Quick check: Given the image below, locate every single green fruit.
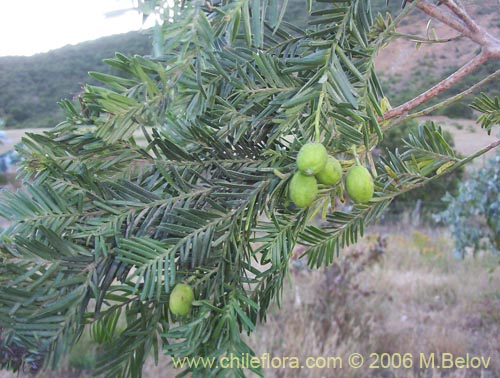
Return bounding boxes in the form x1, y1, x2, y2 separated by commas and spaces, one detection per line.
296, 143, 328, 176
169, 283, 194, 317
345, 166, 374, 204
289, 172, 318, 208
316, 156, 342, 185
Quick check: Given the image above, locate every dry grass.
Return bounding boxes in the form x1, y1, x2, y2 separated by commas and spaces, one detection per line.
147, 229, 500, 378
244, 228, 500, 378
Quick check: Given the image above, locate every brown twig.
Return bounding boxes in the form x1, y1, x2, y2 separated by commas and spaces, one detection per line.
383, 69, 500, 128
415, 0, 500, 50
416, 1, 471, 37
382, 0, 500, 121
440, 0, 480, 33
383, 51, 489, 120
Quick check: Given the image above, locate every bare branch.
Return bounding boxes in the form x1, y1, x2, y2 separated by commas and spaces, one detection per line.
440, 0, 480, 33
381, 0, 500, 121
416, 0, 500, 47
383, 52, 490, 121
416, 1, 471, 37
392, 70, 500, 124
393, 31, 463, 44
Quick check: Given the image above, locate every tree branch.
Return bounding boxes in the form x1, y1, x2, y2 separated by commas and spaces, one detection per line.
406, 70, 500, 120
415, 1, 471, 37
381, 69, 500, 131
392, 31, 463, 44
440, 0, 480, 33
416, 0, 500, 48
382, 0, 500, 121
383, 51, 489, 120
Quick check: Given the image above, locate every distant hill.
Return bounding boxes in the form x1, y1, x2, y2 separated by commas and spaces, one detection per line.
0, 1, 496, 130
0, 31, 152, 129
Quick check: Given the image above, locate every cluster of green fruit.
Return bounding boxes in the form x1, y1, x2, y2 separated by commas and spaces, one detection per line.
289, 142, 374, 208
167, 145, 375, 318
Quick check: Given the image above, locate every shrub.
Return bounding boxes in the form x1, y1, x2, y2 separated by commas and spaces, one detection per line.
436, 152, 500, 257
436, 101, 475, 119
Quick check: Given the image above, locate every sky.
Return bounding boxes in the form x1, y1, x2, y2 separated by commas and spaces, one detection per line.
0, 0, 150, 56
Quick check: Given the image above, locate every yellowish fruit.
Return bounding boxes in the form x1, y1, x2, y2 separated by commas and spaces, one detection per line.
316, 156, 342, 185
345, 166, 374, 204
169, 283, 194, 316
289, 172, 318, 208
296, 143, 327, 176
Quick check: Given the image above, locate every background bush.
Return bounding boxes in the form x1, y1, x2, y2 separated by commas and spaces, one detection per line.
436, 149, 500, 258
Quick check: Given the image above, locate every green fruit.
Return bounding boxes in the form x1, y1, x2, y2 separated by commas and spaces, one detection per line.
316, 156, 342, 185
296, 143, 327, 176
345, 166, 374, 204
169, 283, 194, 317
289, 172, 318, 208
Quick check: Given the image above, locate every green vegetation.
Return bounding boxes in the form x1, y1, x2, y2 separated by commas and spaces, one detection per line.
285, 0, 402, 26
437, 151, 500, 258
1, 1, 499, 377
8, 231, 500, 377
378, 119, 464, 220
0, 31, 151, 129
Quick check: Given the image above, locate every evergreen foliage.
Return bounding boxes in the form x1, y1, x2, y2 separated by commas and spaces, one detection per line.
377, 119, 463, 219
0, 1, 497, 377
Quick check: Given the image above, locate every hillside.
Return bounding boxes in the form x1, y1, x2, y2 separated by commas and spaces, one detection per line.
0, 31, 152, 129
0, 1, 497, 130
